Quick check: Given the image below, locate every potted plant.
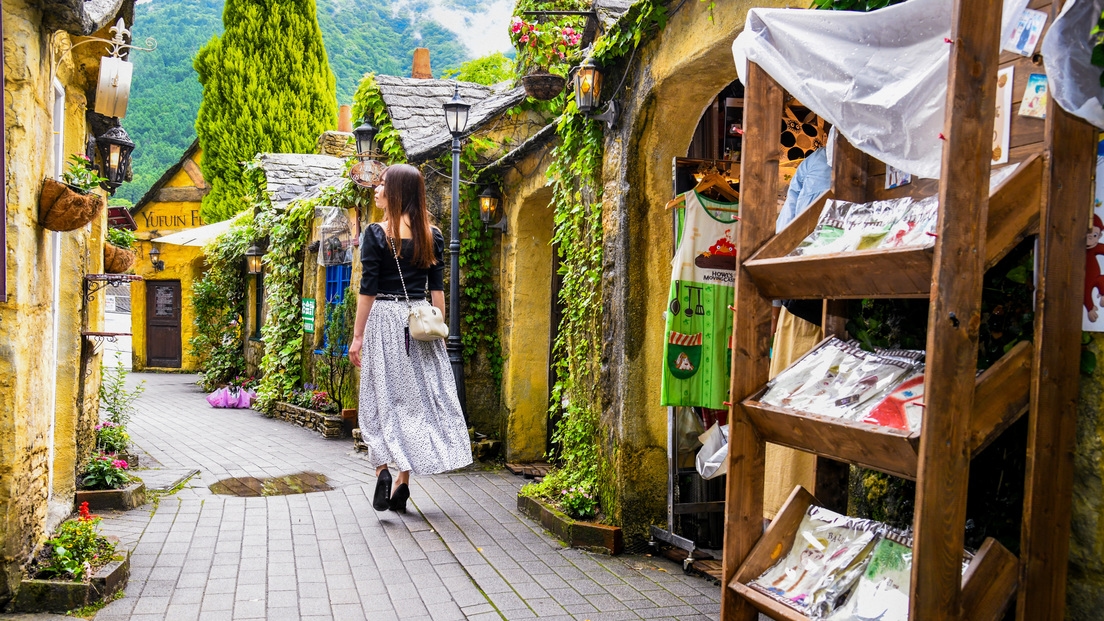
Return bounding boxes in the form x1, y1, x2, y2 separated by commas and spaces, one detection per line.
75, 453, 144, 511
104, 227, 137, 274
510, 16, 581, 100
39, 154, 107, 232
94, 421, 137, 468
11, 502, 129, 613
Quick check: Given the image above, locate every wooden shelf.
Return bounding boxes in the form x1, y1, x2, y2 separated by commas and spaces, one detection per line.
741, 340, 1033, 480
727, 486, 1019, 621
742, 154, 1043, 300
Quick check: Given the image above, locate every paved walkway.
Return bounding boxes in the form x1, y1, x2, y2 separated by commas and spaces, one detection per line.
90, 374, 721, 620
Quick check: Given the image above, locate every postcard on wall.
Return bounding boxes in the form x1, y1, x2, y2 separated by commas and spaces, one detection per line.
1018, 73, 1048, 119
1083, 135, 1104, 331
885, 165, 912, 190
1003, 8, 1047, 57
992, 67, 1013, 165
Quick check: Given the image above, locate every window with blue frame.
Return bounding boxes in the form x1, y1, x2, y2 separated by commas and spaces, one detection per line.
318, 263, 352, 353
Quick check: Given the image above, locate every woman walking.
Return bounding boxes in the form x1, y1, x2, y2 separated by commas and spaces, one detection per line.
348, 164, 472, 513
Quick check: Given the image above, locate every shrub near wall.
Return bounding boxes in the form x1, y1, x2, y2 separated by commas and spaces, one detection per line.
192, 213, 254, 391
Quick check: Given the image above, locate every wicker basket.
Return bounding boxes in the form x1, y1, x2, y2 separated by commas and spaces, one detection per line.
522, 71, 567, 101
104, 243, 136, 274
39, 179, 104, 232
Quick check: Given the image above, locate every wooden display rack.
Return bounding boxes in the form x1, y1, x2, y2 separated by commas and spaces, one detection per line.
719, 0, 1095, 618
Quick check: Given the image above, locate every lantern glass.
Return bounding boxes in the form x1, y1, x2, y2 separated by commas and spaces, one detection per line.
353, 120, 378, 158
443, 86, 471, 136
245, 243, 264, 275
148, 245, 164, 271
574, 61, 603, 114
478, 187, 501, 225
95, 125, 135, 192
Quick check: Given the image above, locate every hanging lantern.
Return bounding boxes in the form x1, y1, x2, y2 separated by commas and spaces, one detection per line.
443, 85, 471, 136
573, 59, 604, 114
478, 186, 506, 232
352, 119, 379, 160
95, 125, 135, 194
245, 243, 264, 275
148, 245, 164, 272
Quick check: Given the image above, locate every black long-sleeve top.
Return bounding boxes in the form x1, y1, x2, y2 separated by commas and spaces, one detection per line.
359, 223, 445, 298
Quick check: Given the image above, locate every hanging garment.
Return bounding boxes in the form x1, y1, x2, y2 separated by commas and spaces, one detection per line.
661, 191, 739, 409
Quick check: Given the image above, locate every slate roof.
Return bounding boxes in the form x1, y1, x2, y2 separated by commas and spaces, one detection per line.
374, 75, 527, 162
594, 0, 634, 29
254, 153, 348, 204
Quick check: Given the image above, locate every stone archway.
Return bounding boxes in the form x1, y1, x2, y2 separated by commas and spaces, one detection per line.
500, 157, 557, 463
601, 0, 800, 540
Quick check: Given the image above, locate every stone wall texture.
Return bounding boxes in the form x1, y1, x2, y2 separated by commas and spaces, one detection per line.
0, 0, 116, 603
1068, 334, 1104, 620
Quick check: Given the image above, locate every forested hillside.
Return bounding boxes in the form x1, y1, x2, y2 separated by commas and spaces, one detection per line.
119, 0, 483, 203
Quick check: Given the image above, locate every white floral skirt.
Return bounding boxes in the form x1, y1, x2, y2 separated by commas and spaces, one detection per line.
357, 299, 473, 475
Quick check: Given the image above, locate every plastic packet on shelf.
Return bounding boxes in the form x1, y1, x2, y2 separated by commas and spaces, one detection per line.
859, 368, 926, 433
823, 535, 912, 621
759, 338, 850, 409
802, 347, 916, 418
748, 505, 883, 616
879, 195, 939, 249
788, 200, 854, 256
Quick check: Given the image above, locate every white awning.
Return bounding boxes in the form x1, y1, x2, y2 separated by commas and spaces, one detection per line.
150, 218, 235, 247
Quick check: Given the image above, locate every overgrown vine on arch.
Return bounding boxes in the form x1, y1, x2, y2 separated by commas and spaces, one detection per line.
523, 0, 667, 519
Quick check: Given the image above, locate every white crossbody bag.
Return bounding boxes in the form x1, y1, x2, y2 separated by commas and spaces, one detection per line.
387, 234, 448, 342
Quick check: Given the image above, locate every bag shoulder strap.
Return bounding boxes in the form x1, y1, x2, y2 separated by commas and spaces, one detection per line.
385, 234, 412, 306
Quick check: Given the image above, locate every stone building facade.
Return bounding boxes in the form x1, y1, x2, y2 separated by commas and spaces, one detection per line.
1, 0, 136, 602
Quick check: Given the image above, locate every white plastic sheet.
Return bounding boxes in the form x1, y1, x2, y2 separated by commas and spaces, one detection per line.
731, 0, 1028, 179
1041, 0, 1104, 129
695, 423, 729, 480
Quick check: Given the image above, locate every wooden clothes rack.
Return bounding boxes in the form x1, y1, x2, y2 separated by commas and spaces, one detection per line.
718, 0, 1095, 618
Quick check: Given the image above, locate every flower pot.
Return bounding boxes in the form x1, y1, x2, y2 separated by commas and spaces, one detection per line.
38, 179, 104, 232
522, 70, 566, 101
341, 408, 357, 437
103, 243, 136, 274
10, 549, 130, 613
75, 481, 145, 511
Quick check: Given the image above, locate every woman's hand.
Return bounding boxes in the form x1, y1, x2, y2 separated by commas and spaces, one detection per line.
349, 335, 363, 368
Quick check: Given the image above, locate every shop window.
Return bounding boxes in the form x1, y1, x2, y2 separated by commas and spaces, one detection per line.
252, 274, 264, 340
318, 263, 352, 353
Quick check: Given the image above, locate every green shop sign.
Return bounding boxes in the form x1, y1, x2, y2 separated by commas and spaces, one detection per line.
302, 298, 316, 333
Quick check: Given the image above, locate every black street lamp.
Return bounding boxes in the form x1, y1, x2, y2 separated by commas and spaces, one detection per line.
244, 243, 264, 275
95, 125, 135, 194
444, 84, 471, 414
352, 119, 379, 160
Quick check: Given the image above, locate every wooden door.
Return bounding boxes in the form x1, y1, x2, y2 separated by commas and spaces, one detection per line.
547, 242, 564, 453
146, 280, 181, 368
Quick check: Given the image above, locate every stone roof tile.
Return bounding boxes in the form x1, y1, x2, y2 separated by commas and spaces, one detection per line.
255, 153, 347, 203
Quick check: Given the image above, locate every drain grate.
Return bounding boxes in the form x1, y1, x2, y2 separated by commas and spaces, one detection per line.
209, 471, 332, 497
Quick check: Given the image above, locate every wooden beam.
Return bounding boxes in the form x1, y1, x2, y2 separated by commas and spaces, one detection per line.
910, 0, 1003, 615
1016, 76, 1096, 621
182, 158, 207, 189
720, 61, 781, 621
155, 186, 208, 203
968, 340, 1032, 456
961, 538, 1020, 621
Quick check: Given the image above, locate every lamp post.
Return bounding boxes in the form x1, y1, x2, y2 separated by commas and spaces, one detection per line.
443, 84, 471, 412
352, 119, 379, 160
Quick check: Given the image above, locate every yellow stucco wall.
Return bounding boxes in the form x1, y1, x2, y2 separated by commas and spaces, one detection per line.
499, 154, 555, 462
130, 151, 205, 371
0, 1, 114, 599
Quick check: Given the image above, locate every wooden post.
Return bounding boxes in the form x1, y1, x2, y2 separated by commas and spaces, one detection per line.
720, 61, 781, 621
910, 0, 1003, 615
1015, 91, 1096, 620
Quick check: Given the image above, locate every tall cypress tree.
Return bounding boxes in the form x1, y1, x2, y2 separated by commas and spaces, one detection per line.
194, 0, 337, 222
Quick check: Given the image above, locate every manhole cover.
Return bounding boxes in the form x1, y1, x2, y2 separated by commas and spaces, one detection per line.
209, 471, 332, 497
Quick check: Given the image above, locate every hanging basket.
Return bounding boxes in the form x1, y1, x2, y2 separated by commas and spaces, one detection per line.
103, 243, 136, 274
39, 179, 104, 232
522, 70, 566, 101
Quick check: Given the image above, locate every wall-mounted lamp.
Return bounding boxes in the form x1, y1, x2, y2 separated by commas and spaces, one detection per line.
479, 186, 506, 233
573, 59, 618, 130
148, 245, 164, 272
352, 119, 379, 161
245, 243, 265, 275
95, 125, 135, 194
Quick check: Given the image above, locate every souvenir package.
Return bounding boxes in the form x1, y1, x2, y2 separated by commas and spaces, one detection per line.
860, 368, 926, 433
879, 196, 940, 249
789, 201, 855, 256
760, 338, 852, 408
790, 198, 913, 256
749, 505, 882, 616
824, 535, 913, 621
803, 348, 914, 418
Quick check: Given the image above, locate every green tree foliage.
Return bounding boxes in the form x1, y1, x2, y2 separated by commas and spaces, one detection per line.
120, 0, 480, 204
442, 52, 515, 85
193, 0, 338, 222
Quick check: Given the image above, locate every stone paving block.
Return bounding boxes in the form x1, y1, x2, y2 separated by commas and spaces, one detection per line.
637, 604, 699, 618
130, 594, 171, 614
162, 603, 200, 620
264, 607, 300, 620
488, 590, 531, 611
586, 611, 645, 621
170, 586, 205, 605
268, 574, 298, 591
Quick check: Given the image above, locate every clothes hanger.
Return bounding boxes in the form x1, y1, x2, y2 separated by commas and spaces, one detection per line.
693, 172, 740, 205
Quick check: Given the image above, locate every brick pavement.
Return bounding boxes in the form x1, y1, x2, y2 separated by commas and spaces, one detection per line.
91, 374, 723, 621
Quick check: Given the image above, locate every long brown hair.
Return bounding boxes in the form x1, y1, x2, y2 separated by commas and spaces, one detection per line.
380, 164, 436, 269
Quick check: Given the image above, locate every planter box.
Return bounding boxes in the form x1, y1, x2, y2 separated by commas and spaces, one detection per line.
75, 481, 145, 511
274, 402, 344, 439
9, 549, 129, 613
517, 494, 623, 555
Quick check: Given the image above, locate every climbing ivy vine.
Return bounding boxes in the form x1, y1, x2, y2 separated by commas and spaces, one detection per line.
350, 74, 407, 165
523, 0, 667, 519
191, 212, 255, 391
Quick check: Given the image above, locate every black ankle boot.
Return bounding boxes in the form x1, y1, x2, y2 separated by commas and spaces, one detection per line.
373, 469, 392, 511
389, 483, 409, 514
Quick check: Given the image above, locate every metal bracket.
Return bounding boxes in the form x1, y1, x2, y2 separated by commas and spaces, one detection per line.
53, 18, 157, 76
83, 274, 142, 302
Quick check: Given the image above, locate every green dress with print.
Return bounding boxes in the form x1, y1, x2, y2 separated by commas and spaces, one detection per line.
660, 191, 739, 409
